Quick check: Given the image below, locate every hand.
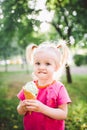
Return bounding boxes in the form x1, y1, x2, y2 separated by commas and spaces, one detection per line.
25, 99, 45, 113
19, 100, 29, 112
17, 100, 30, 115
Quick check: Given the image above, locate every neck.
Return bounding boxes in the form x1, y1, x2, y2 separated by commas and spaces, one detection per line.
38, 78, 54, 86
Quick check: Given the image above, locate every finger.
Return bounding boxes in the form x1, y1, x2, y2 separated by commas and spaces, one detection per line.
28, 99, 36, 103
26, 106, 36, 112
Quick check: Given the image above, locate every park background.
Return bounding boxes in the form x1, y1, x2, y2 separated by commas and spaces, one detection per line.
0, 0, 87, 130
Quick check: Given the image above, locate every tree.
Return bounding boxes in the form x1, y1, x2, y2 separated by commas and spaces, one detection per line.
45, 0, 87, 83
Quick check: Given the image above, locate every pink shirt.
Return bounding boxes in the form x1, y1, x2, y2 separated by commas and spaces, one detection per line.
17, 81, 71, 130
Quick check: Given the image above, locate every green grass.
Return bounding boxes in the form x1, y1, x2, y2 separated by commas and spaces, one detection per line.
0, 72, 87, 130
63, 75, 87, 102
0, 71, 31, 130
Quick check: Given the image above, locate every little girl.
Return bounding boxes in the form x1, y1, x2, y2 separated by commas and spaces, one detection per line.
17, 41, 71, 130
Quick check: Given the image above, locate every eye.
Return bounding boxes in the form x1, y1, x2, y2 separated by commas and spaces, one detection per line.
46, 62, 51, 66
35, 62, 40, 65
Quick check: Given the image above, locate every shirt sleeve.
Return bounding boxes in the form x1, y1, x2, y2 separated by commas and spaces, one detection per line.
17, 89, 25, 101
57, 85, 71, 105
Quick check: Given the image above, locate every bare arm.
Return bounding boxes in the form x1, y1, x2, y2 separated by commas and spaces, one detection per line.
41, 103, 68, 120
25, 100, 68, 120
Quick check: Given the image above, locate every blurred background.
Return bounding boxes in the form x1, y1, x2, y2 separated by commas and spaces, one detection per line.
0, 0, 87, 130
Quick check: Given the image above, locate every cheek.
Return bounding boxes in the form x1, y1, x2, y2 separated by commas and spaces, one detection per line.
48, 67, 56, 74
53, 64, 59, 72
33, 69, 38, 77
33, 66, 37, 73
33, 65, 38, 70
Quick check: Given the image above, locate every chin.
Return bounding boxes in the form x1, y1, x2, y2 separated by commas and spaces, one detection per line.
38, 76, 48, 80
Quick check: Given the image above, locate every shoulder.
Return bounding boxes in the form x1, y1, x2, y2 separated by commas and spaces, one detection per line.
46, 81, 64, 96
52, 81, 65, 90
55, 81, 64, 86
52, 81, 68, 96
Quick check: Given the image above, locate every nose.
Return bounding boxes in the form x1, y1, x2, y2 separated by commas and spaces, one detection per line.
39, 64, 45, 69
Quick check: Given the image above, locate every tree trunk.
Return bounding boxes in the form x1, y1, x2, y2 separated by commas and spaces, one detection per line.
65, 64, 72, 83
5, 60, 8, 72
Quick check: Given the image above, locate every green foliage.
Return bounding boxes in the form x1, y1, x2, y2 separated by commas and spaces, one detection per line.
0, 85, 23, 130
0, 71, 30, 130
0, 98, 23, 130
66, 103, 87, 130
0, 0, 87, 57
63, 74, 87, 130
73, 54, 87, 66
46, 0, 87, 46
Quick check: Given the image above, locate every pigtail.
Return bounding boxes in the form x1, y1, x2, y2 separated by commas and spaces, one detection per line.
57, 40, 69, 67
26, 44, 37, 64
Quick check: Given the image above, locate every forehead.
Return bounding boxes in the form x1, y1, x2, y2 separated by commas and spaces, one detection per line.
34, 49, 58, 62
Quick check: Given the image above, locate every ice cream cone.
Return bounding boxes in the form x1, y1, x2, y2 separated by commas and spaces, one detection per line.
23, 81, 38, 114
23, 81, 38, 100
23, 89, 35, 99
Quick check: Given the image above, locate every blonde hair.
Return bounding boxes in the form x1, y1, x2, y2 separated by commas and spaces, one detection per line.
26, 43, 37, 64
26, 40, 70, 79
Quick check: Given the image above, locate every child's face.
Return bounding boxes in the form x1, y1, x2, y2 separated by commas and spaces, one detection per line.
33, 50, 58, 81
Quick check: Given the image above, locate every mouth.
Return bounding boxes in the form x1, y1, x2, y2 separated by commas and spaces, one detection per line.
38, 72, 47, 74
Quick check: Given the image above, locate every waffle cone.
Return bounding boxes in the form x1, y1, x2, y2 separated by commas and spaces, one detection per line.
24, 89, 35, 99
